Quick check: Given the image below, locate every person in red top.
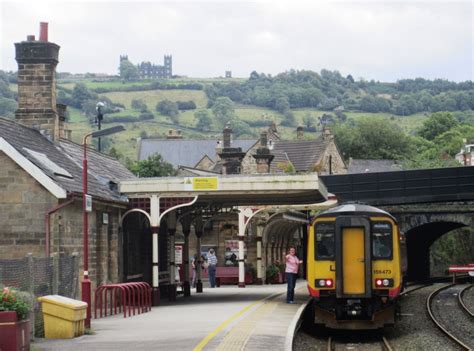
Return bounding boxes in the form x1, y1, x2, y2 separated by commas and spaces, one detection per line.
285, 246, 303, 304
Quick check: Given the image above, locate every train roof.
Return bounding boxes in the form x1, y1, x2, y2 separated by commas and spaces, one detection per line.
317, 203, 396, 221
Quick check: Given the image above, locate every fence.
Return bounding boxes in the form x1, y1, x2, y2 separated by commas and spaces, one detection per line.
0, 252, 79, 337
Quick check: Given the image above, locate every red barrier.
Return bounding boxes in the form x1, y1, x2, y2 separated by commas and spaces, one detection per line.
94, 282, 152, 319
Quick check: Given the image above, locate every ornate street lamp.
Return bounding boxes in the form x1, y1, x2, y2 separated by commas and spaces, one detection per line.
82, 125, 124, 328
95, 102, 105, 152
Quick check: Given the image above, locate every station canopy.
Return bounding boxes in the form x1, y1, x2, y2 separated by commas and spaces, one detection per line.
120, 173, 328, 207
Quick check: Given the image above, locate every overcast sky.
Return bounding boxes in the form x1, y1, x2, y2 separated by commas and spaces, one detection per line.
1, 1, 472, 82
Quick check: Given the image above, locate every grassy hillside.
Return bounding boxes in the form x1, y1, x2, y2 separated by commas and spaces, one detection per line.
4, 77, 435, 162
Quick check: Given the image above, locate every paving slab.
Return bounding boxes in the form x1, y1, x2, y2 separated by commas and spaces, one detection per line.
33, 281, 309, 351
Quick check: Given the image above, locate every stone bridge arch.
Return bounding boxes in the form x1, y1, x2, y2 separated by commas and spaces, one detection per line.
389, 209, 474, 281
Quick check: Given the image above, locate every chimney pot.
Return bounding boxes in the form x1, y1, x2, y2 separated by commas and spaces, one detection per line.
39, 22, 48, 41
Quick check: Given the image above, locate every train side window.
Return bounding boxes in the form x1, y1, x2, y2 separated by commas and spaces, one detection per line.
315, 222, 335, 260
372, 222, 392, 259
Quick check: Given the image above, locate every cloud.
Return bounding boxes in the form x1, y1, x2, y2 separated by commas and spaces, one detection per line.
0, 1, 472, 81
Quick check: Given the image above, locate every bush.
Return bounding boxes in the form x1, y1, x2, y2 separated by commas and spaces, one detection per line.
156, 100, 179, 116
139, 111, 154, 120
177, 100, 197, 110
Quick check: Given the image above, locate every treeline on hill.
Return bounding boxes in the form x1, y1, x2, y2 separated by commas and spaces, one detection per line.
205, 70, 474, 116
0, 71, 17, 118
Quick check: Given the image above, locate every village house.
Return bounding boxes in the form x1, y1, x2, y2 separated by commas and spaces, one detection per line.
0, 24, 134, 293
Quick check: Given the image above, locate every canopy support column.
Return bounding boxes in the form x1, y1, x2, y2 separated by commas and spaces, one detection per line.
168, 211, 177, 301
150, 195, 160, 306
256, 224, 264, 285
195, 218, 204, 293
181, 216, 192, 297
238, 209, 245, 288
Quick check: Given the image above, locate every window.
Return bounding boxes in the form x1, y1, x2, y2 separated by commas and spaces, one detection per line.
315, 222, 335, 260
372, 222, 393, 259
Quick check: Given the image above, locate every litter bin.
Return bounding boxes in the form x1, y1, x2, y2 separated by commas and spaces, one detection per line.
38, 295, 88, 339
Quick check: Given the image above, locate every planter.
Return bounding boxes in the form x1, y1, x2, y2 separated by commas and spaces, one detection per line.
0, 311, 30, 351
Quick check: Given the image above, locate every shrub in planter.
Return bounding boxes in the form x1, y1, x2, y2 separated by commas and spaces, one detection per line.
265, 264, 280, 284
0, 287, 32, 350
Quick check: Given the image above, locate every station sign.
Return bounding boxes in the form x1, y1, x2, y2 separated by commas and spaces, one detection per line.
184, 177, 219, 191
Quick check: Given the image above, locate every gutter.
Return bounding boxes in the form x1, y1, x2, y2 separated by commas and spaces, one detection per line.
45, 196, 76, 257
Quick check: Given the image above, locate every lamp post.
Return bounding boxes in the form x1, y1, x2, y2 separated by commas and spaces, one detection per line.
95, 102, 105, 152
82, 125, 124, 328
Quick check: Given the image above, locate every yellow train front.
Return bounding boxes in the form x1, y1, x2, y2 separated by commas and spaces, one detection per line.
307, 203, 403, 330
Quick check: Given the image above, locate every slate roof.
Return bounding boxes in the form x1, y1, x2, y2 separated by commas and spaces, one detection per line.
0, 117, 134, 202
271, 136, 330, 172
138, 139, 257, 168
347, 159, 403, 174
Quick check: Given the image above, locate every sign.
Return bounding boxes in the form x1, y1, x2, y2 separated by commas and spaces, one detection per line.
102, 213, 109, 225
85, 194, 92, 212
184, 177, 219, 191
175, 245, 183, 265
448, 265, 474, 272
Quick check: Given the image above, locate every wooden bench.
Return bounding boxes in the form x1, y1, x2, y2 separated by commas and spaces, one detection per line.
216, 267, 239, 287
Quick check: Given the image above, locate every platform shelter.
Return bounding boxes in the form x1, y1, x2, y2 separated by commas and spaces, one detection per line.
119, 173, 334, 305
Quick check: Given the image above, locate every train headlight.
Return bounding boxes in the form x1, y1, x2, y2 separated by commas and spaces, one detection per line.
315, 278, 334, 288
374, 278, 394, 288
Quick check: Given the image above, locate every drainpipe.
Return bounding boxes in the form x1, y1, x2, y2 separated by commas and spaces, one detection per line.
45, 196, 76, 257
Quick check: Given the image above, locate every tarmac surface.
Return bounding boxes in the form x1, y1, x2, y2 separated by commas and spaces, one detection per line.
33, 281, 310, 351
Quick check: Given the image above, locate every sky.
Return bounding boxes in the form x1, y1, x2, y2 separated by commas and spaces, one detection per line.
0, 0, 472, 82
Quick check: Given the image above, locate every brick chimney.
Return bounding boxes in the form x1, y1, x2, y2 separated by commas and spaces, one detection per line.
166, 129, 183, 139
15, 22, 65, 141
322, 127, 334, 141
252, 131, 274, 173
296, 125, 304, 140
217, 123, 246, 175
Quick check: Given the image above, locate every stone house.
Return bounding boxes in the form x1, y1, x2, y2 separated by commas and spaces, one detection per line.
0, 25, 134, 291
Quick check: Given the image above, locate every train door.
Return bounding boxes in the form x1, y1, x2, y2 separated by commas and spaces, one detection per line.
342, 227, 365, 294
335, 217, 372, 298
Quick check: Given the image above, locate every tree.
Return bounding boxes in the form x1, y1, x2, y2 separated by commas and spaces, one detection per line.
195, 110, 213, 131
418, 112, 459, 141
128, 154, 177, 177
274, 96, 290, 113
156, 100, 179, 117
119, 59, 139, 81
211, 97, 235, 127
72, 83, 97, 109
333, 117, 412, 160
131, 99, 148, 111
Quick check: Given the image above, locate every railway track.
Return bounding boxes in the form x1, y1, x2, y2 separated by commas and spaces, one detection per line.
327, 334, 393, 351
427, 283, 473, 350
458, 284, 474, 318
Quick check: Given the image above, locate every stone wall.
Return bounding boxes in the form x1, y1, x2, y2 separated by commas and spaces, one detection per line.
0, 151, 57, 258
0, 151, 123, 290
317, 140, 347, 175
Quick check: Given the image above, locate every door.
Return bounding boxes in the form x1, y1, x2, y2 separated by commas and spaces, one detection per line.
342, 227, 365, 294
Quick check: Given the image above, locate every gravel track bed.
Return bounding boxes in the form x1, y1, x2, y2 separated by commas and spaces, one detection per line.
429, 284, 474, 349
294, 284, 463, 350
460, 284, 474, 315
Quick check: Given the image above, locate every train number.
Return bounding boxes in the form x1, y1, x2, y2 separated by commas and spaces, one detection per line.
373, 269, 391, 274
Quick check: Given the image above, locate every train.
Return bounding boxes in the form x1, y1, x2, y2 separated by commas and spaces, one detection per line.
306, 203, 406, 329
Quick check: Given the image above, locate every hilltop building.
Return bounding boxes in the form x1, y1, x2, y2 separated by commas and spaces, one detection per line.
120, 54, 172, 79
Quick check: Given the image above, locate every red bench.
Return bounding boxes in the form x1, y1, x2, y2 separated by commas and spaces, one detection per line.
216, 267, 239, 287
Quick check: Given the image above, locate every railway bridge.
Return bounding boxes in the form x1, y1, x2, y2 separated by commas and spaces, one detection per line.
321, 166, 474, 281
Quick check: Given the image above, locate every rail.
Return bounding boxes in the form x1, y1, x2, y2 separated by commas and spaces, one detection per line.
94, 282, 152, 319
426, 283, 472, 350
458, 284, 474, 318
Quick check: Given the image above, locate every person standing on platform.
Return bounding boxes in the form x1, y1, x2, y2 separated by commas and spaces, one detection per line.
207, 248, 218, 288
285, 246, 303, 304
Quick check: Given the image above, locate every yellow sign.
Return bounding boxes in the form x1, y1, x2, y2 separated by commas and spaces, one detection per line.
191, 177, 219, 190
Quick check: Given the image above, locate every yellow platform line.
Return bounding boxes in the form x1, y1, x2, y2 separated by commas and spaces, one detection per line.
193, 292, 283, 351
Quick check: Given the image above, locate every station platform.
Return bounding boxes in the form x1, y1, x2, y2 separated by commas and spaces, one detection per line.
33, 281, 310, 351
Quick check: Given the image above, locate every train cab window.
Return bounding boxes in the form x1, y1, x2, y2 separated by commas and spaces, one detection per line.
315, 222, 335, 260
372, 222, 393, 259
